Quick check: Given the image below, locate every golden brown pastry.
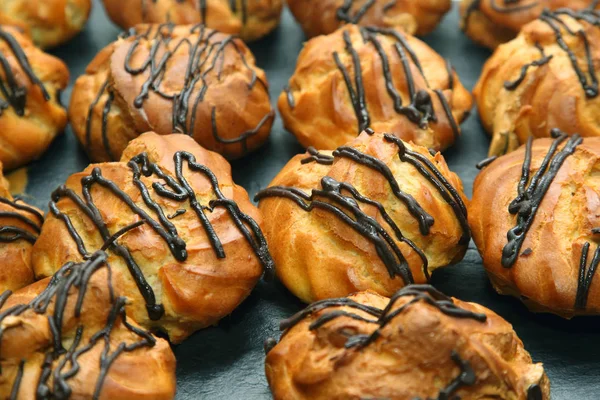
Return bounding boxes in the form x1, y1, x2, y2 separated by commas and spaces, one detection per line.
102, 0, 283, 42
0, 250, 176, 399
256, 131, 470, 303
0, 26, 69, 170
69, 23, 274, 163
460, 0, 598, 50
470, 130, 600, 317
32, 132, 274, 342
280, 24, 472, 152
265, 285, 549, 400
287, 0, 451, 38
0, 161, 44, 293
0, 0, 91, 48
474, 8, 600, 157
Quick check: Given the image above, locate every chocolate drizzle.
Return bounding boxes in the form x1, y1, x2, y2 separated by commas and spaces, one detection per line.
462, 0, 539, 32
575, 237, 600, 309
301, 147, 334, 165
0, 196, 44, 244
86, 23, 273, 160
476, 155, 498, 170
0, 27, 51, 116
142, 0, 249, 25
50, 150, 274, 321
1, 250, 157, 400
336, 0, 397, 24
502, 130, 582, 268
504, 43, 552, 90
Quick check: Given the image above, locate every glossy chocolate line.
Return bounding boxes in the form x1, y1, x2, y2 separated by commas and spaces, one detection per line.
336, 0, 394, 24
0, 197, 44, 224
0, 196, 43, 244
8, 360, 24, 400
575, 241, 600, 309
433, 89, 459, 139
211, 107, 274, 152
430, 351, 476, 400
144, 0, 249, 26
85, 79, 111, 158
504, 43, 552, 90
0, 27, 50, 117
502, 130, 582, 267
283, 84, 295, 109
301, 147, 334, 165
476, 155, 498, 169
528, 384, 543, 400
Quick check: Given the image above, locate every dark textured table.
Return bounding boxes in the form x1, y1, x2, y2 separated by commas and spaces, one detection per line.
19, 1, 600, 398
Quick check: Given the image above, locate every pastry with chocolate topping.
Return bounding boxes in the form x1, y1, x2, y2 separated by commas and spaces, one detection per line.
287, 0, 452, 38
470, 130, 600, 317
460, 0, 598, 49
69, 23, 274, 163
0, 162, 44, 293
0, 26, 69, 170
102, 0, 283, 42
256, 131, 469, 303
279, 24, 472, 152
265, 285, 549, 399
0, 0, 91, 48
32, 132, 273, 342
475, 8, 600, 156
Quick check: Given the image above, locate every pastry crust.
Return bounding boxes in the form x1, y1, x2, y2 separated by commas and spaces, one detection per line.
287, 0, 451, 37
69, 24, 274, 163
0, 161, 44, 293
0, 251, 176, 399
0, 0, 91, 48
279, 24, 472, 152
256, 131, 469, 303
0, 26, 69, 170
474, 8, 600, 156
470, 132, 600, 317
460, 0, 596, 50
102, 0, 283, 42
32, 132, 273, 342
265, 285, 549, 400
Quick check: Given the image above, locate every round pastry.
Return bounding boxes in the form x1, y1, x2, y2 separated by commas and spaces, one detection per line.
280, 24, 472, 152
255, 130, 470, 303
0, 250, 176, 399
101, 0, 283, 42
265, 285, 549, 399
32, 132, 274, 342
470, 131, 600, 317
474, 8, 600, 157
0, 0, 92, 48
460, 0, 597, 50
287, 0, 452, 38
69, 23, 274, 163
0, 26, 69, 170
0, 161, 44, 293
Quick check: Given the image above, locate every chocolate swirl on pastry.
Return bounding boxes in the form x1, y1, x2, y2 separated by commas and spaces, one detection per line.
70, 24, 274, 163
0, 26, 68, 170
256, 131, 469, 303
33, 133, 273, 342
470, 131, 600, 317
102, 0, 283, 42
475, 8, 600, 156
265, 285, 549, 399
287, 0, 451, 38
279, 25, 472, 152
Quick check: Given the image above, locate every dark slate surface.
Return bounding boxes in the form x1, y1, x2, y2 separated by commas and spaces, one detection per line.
19, 1, 600, 398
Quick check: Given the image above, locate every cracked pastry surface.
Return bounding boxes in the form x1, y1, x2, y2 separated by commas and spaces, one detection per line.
470, 131, 600, 317
0, 161, 44, 293
102, 0, 283, 42
255, 131, 469, 303
69, 23, 274, 163
474, 9, 600, 157
32, 132, 273, 343
265, 285, 549, 400
0, 26, 69, 170
279, 24, 472, 153
460, 0, 597, 49
287, 0, 451, 38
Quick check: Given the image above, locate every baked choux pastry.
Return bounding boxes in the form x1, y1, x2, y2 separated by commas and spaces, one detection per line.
470, 130, 600, 317
474, 8, 600, 156
0, 250, 176, 399
265, 285, 549, 400
256, 130, 470, 303
0, 0, 91, 48
460, 0, 597, 50
69, 23, 274, 163
287, 0, 452, 38
0, 26, 69, 170
32, 132, 274, 342
0, 162, 44, 293
102, 0, 283, 42
280, 24, 472, 152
